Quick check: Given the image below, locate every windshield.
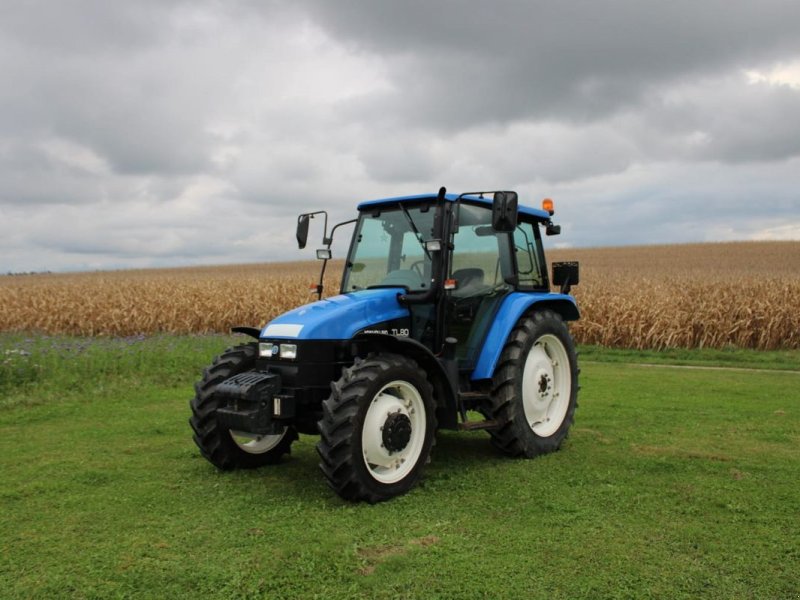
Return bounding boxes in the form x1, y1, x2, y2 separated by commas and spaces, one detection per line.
342, 204, 435, 292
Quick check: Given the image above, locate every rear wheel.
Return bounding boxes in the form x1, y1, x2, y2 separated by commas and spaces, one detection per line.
317, 353, 435, 503
189, 343, 297, 469
487, 310, 579, 457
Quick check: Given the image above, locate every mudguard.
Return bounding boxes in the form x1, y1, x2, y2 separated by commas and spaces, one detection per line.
231, 326, 261, 340
353, 333, 458, 426
471, 292, 579, 381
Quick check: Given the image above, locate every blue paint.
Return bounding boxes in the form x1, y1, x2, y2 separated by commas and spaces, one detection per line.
260, 288, 409, 340
471, 292, 579, 381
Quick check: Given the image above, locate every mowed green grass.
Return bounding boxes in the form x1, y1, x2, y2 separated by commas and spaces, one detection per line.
0, 335, 798, 599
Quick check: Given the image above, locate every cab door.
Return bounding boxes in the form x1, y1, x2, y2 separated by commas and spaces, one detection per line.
446, 203, 514, 370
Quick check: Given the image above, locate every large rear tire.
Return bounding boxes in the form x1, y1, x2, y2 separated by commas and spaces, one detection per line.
487, 310, 579, 457
189, 343, 297, 469
316, 353, 436, 503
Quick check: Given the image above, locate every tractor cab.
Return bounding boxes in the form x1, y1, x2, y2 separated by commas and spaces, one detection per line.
342, 195, 527, 368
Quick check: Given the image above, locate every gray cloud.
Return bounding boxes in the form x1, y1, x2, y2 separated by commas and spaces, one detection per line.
296, 0, 800, 126
0, 0, 798, 272
545, 158, 800, 247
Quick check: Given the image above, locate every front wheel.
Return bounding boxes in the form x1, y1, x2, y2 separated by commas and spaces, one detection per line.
487, 310, 579, 457
189, 343, 297, 469
316, 353, 436, 503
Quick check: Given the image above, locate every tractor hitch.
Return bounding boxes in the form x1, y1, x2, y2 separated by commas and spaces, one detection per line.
215, 371, 294, 435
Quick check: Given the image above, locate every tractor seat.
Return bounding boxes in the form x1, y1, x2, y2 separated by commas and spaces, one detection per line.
451, 268, 490, 298
378, 269, 426, 289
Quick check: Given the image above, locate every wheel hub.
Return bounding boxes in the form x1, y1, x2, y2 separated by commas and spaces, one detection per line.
382, 412, 412, 453
537, 373, 552, 398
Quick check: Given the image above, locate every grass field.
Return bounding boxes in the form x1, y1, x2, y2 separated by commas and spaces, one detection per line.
1, 334, 798, 598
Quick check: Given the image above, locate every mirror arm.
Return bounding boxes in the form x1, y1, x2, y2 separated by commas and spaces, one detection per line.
315, 258, 328, 301
328, 218, 357, 246
314, 218, 357, 301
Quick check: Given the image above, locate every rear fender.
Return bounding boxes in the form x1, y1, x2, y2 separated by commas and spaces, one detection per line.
471, 293, 579, 381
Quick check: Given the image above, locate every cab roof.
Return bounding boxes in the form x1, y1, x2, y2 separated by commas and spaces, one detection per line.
357, 192, 551, 220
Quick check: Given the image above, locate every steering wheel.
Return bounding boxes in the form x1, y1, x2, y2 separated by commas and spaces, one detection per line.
409, 261, 425, 278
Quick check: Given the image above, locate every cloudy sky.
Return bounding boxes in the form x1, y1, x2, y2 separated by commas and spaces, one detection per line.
2, 1, 799, 272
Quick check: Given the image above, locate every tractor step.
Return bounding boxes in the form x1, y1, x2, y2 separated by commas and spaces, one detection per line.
458, 419, 499, 431
456, 392, 495, 430
459, 391, 491, 400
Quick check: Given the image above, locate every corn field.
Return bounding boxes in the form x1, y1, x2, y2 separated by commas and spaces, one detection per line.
1, 242, 799, 350
550, 241, 800, 350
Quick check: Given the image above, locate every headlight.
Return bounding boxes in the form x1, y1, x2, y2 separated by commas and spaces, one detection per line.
259, 343, 279, 358
279, 344, 297, 360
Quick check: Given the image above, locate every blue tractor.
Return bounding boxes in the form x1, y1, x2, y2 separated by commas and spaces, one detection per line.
190, 188, 580, 503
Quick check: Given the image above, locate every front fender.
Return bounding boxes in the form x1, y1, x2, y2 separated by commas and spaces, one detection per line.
471, 292, 579, 381
352, 333, 457, 420
231, 326, 261, 340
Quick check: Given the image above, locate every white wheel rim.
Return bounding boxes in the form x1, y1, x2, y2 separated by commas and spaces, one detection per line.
521, 334, 571, 437
229, 428, 287, 454
361, 380, 426, 484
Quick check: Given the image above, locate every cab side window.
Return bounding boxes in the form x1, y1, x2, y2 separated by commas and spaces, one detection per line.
450, 204, 514, 287
514, 221, 546, 289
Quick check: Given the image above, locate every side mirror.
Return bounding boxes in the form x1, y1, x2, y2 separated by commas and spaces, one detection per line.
552, 261, 580, 294
296, 214, 310, 249
491, 191, 518, 232
316, 248, 332, 260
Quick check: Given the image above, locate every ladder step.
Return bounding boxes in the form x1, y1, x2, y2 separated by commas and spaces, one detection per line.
459, 391, 491, 400
458, 419, 499, 431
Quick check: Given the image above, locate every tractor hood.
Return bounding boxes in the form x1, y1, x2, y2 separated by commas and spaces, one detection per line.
260, 288, 409, 341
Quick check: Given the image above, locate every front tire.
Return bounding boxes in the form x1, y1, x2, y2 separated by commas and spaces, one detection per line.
487, 310, 579, 457
189, 343, 297, 469
316, 353, 436, 503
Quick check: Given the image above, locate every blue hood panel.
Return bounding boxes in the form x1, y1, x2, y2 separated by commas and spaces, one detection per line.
260, 289, 409, 340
